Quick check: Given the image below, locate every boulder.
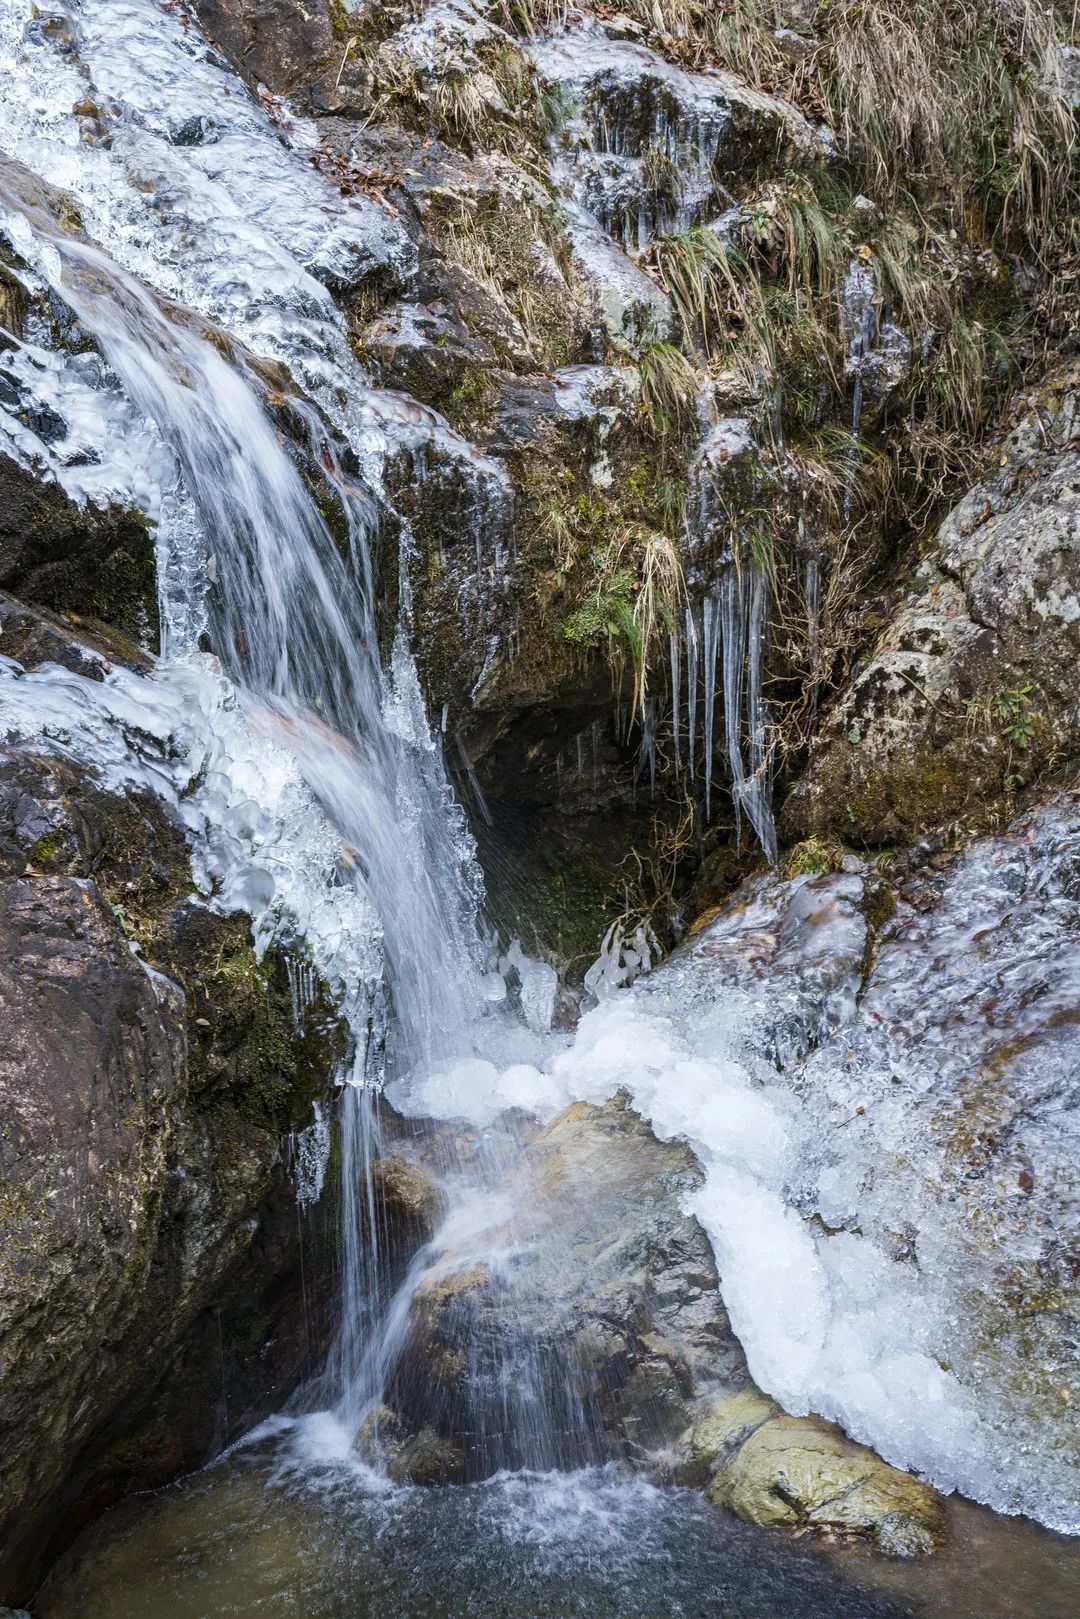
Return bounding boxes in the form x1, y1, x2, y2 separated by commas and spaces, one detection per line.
383, 1094, 753, 1478
374, 1088, 949, 1554
369, 1156, 448, 1274
705, 1406, 945, 1556
680, 1388, 942, 1555
784, 367, 1080, 846
192, 0, 339, 106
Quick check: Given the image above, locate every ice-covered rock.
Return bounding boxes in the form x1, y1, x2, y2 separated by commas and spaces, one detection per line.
531, 12, 821, 249
405, 798, 1080, 1533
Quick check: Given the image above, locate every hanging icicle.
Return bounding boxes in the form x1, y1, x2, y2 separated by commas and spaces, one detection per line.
669, 628, 682, 775
686, 603, 699, 781
702, 592, 718, 822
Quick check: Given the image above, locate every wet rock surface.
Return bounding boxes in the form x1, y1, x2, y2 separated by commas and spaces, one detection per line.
371, 1092, 945, 1553
0, 609, 342, 1601
380, 1094, 745, 1475
0, 459, 158, 649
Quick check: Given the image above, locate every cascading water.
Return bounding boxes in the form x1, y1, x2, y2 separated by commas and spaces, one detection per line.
0, 0, 507, 1442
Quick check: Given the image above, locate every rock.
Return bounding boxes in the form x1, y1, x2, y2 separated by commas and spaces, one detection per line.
773, 28, 815, 64
382, 1094, 754, 1477
682, 1387, 780, 1484
360, 299, 498, 406
530, 12, 821, 249
784, 367, 1080, 846
354, 1403, 464, 1483
0, 458, 158, 652
681, 1388, 942, 1554
561, 198, 676, 346
192, 0, 338, 106
0, 611, 343, 1601
369, 1156, 448, 1270
375, 1087, 949, 1554
706, 1409, 945, 1556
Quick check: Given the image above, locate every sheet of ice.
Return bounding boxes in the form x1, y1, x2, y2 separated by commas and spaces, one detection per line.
0, 653, 387, 1024
530, 12, 816, 248
0, 0, 508, 500
405, 818, 1080, 1534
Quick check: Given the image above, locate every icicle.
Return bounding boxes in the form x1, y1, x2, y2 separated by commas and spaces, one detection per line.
842, 260, 877, 523
639, 696, 657, 794
743, 569, 778, 865
669, 626, 682, 775
702, 593, 719, 821
720, 567, 748, 846
686, 604, 698, 780
805, 555, 820, 675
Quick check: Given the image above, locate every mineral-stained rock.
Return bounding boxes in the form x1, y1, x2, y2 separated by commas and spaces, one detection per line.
679, 1386, 943, 1555
705, 1408, 945, 1556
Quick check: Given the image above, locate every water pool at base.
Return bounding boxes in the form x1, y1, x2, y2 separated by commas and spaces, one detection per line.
39, 1424, 1080, 1619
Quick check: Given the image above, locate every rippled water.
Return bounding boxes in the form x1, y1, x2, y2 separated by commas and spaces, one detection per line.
38, 1429, 1080, 1619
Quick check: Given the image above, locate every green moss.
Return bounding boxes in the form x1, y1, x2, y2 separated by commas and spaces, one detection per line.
176, 921, 315, 1131
442, 364, 500, 437
28, 831, 66, 867
783, 837, 841, 878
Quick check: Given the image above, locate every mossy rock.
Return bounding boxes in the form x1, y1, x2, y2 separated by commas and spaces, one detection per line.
706, 1410, 945, 1556
681, 1388, 779, 1485
0, 457, 158, 650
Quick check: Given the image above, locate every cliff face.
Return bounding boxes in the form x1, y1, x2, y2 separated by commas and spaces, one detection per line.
0, 598, 343, 1600
179, 0, 1079, 941
784, 368, 1080, 847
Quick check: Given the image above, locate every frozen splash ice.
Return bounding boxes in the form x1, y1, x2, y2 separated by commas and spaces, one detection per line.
403, 805, 1080, 1534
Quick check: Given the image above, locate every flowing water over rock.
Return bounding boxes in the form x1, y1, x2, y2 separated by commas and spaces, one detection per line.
408, 799, 1080, 1532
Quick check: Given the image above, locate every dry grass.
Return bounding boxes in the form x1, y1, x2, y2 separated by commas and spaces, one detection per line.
629, 531, 687, 719
572, 0, 1077, 252
637, 338, 700, 430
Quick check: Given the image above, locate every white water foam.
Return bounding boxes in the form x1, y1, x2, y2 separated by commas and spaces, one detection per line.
402, 816, 1080, 1534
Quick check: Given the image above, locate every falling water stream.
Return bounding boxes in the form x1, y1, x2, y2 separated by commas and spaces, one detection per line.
1, 4, 1078, 1615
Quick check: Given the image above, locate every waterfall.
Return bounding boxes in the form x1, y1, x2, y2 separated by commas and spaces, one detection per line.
0, 0, 505, 1433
